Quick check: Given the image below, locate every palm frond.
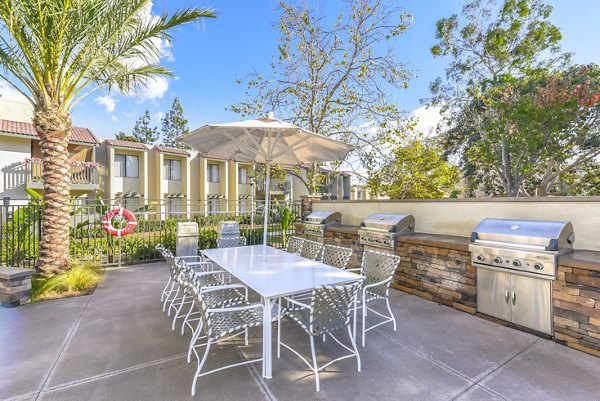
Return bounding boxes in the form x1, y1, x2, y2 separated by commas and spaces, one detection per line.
0, 0, 215, 110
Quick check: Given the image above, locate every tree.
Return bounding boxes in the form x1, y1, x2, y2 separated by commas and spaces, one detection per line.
0, 1, 214, 275
132, 110, 159, 144
367, 137, 460, 199
115, 131, 139, 142
161, 97, 189, 148
429, 0, 576, 196
231, 0, 413, 192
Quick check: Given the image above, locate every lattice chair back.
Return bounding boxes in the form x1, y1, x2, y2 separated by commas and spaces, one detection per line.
361, 250, 401, 298
285, 236, 304, 254
299, 239, 323, 260
321, 244, 353, 269
308, 282, 361, 336
181, 280, 213, 338
217, 236, 247, 248
174, 258, 194, 285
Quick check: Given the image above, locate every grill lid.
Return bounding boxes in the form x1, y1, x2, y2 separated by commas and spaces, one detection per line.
470, 218, 574, 252
304, 211, 342, 225
359, 213, 415, 233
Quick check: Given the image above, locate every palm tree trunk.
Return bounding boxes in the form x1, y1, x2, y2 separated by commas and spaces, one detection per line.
34, 106, 72, 276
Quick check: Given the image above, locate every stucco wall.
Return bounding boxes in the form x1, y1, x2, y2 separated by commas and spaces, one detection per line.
312, 198, 600, 251
0, 136, 31, 199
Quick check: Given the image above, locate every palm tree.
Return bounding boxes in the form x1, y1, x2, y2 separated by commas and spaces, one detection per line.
0, 1, 214, 276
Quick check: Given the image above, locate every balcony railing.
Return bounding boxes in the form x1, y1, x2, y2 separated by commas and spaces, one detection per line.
255, 179, 291, 194
25, 159, 100, 189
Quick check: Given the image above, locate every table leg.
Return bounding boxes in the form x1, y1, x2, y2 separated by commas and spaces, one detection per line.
262, 296, 276, 379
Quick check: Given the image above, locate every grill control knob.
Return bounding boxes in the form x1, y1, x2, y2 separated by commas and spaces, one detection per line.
534, 262, 544, 270
512, 259, 522, 267
476, 254, 485, 261
494, 256, 503, 264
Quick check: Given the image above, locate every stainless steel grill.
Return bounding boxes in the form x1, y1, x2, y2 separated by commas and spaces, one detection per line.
303, 211, 342, 238
358, 213, 415, 251
469, 218, 575, 335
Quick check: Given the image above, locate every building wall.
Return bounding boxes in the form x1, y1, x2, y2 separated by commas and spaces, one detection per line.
313, 198, 600, 251
0, 136, 31, 200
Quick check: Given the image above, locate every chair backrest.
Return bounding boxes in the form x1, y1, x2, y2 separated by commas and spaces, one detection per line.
308, 282, 361, 336
321, 244, 353, 269
299, 239, 323, 260
180, 279, 213, 338
217, 236, 247, 248
360, 250, 401, 298
285, 236, 304, 254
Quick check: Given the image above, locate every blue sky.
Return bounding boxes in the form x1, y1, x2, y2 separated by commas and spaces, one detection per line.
68, 0, 600, 140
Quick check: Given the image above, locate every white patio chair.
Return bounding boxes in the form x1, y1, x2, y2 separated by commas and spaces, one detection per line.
216, 236, 247, 248
284, 236, 304, 254
352, 250, 401, 347
170, 257, 247, 332
161, 250, 222, 315
156, 244, 212, 305
184, 280, 263, 396
299, 239, 323, 260
320, 244, 353, 269
277, 282, 362, 392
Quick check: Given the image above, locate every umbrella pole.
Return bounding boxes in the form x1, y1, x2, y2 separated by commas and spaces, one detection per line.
262, 160, 271, 245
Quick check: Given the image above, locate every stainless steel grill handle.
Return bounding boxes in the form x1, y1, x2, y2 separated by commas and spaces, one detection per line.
511, 291, 516, 305
504, 290, 510, 304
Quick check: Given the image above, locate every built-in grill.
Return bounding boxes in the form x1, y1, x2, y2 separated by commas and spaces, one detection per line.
469, 218, 575, 335
358, 213, 415, 251
303, 211, 342, 240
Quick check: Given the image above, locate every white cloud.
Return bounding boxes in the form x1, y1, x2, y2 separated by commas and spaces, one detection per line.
0, 80, 30, 103
111, 115, 118, 122
151, 111, 165, 123
94, 94, 117, 113
135, 76, 170, 102
412, 106, 443, 138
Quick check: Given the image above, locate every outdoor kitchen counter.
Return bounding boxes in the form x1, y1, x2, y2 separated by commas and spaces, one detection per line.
397, 233, 470, 252
326, 225, 360, 235
558, 250, 600, 272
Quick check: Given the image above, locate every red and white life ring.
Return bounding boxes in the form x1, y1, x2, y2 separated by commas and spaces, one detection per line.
101, 208, 137, 237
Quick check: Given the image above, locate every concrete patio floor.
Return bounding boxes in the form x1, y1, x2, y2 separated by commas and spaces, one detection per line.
1, 262, 599, 401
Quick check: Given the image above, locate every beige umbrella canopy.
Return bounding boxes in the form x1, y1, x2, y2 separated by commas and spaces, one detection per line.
179, 116, 354, 244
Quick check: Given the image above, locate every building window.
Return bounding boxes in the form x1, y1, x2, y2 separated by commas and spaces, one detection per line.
238, 167, 248, 184
114, 154, 139, 178
166, 197, 182, 216
123, 196, 140, 211
208, 198, 219, 214
163, 159, 181, 181
239, 198, 249, 213
207, 164, 219, 183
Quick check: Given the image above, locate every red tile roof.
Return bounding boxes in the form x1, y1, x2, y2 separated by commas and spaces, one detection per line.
104, 139, 149, 151
0, 119, 100, 145
153, 145, 190, 157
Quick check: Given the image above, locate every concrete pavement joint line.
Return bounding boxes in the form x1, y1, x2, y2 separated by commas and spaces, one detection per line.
232, 336, 278, 401
34, 294, 94, 401
449, 338, 541, 401
373, 327, 475, 383
35, 353, 188, 396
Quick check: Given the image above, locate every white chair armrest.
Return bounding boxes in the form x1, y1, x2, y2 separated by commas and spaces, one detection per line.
363, 277, 392, 291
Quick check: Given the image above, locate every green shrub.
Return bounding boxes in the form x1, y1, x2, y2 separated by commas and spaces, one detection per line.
31, 262, 104, 300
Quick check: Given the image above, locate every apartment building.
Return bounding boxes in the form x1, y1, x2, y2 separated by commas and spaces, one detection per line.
149, 145, 191, 216
96, 139, 149, 209
0, 119, 100, 202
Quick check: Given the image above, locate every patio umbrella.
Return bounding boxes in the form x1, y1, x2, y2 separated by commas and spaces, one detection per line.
179, 116, 354, 245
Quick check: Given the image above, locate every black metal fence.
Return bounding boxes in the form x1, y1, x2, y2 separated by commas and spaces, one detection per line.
0, 198, 301, 268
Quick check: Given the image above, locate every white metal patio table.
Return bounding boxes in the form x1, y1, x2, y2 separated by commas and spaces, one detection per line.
200, 244, 362, 379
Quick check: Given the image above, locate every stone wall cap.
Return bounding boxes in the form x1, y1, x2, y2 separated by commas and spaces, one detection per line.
0, 267, 36, 280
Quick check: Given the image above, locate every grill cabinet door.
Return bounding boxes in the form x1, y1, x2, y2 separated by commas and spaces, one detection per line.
476, 267, 511, 322
510, 274, 552, 335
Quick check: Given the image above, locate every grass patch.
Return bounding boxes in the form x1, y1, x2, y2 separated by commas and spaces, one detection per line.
31, 262, 105, 301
